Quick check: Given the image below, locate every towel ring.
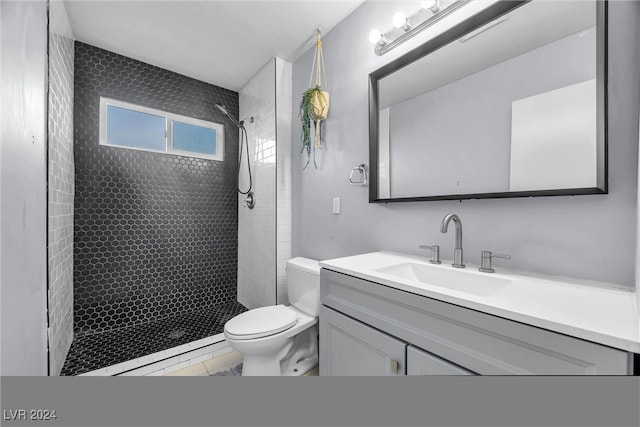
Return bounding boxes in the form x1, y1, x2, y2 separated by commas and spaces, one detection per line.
349, 164, 367, 186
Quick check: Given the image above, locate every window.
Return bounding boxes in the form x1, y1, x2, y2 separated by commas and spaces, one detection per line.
99, 97, 224, 161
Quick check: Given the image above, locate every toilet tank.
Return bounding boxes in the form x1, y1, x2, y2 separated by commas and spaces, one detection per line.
286, 257, 321, 316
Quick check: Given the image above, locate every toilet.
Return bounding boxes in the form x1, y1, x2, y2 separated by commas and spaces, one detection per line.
223, 257, 321, 376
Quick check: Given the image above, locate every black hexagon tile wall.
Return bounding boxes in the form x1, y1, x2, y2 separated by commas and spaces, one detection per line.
62, 43, 246, 375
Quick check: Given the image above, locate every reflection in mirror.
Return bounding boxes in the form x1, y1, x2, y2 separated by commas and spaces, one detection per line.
370, 0, 606, 202
510, 79, 597, 191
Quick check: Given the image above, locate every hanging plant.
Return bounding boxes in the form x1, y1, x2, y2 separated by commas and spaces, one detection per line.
300, 85, 329, 167
300, 29, 330, 170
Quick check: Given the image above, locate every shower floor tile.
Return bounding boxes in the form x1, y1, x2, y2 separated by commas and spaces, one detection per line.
60, 302, 247, 376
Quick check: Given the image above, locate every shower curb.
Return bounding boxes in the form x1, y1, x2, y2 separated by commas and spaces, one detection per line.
77, 334, 231, 376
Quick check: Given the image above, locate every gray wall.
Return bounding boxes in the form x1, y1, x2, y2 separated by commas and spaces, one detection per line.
0, 0, 49, 375
292, 1, 640, 288
47, 0, 75, 376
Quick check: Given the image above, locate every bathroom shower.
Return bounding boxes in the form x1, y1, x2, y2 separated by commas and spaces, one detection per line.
61, 44, 251, 376
215, 103, 256, 209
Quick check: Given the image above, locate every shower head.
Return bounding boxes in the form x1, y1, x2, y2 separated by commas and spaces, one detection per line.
215, 103, 241, 128
214, 103, 230, 116
215, 103, 254, 128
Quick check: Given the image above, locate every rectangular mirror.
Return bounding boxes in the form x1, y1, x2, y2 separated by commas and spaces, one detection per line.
369, 0, 607, 202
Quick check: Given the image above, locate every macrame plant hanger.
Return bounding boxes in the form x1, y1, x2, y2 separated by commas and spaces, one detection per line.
302, 29, 330, 170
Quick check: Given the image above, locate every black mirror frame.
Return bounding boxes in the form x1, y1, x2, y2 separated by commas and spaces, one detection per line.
368, 0, 608, 203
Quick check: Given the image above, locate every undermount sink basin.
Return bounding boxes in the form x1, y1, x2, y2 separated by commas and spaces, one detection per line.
374, 261, 511, 296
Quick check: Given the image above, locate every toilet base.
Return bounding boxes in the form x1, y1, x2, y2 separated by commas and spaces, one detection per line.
279, 325, 318, 376
241, 355, 284, 376
240, 346, 317, 376
281, 354, 318, 376
237, 324, 318, 376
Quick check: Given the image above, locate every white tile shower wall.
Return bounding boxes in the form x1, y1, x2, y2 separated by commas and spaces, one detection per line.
47, 0, 75, 376
238, 58, 293, 309
238, 59, 277, 308
275, 58, 293, 305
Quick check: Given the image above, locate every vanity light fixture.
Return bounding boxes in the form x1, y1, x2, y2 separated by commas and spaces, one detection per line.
370, 0, 470, 56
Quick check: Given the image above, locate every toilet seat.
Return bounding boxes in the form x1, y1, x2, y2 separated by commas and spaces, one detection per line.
224, 305, 298, 340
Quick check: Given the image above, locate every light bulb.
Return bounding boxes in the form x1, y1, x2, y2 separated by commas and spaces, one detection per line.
369, 29, 384, 45
392, 11, 408, 29
420, 0, 440, 13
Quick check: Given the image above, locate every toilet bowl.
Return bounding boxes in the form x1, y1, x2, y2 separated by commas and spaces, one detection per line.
224, 257, 320, 376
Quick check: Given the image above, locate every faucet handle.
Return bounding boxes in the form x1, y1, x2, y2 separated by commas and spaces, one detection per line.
479, 250, 511, 273
419, 244, 441, 264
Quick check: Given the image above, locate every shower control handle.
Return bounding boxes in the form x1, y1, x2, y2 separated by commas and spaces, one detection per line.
244, 191, 256, 209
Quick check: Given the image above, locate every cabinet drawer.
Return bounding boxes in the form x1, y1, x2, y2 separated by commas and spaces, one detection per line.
407, 346, 475, 375
321, 269, 629, 375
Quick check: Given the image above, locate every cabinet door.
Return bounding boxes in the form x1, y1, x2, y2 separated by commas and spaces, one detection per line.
407, 346, 475, 375
320, 305, 406, 376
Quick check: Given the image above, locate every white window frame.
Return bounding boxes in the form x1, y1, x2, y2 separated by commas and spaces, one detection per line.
99, 97, 224, 161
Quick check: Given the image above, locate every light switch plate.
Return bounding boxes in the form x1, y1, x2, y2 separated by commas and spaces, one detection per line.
332, 197, 341, 215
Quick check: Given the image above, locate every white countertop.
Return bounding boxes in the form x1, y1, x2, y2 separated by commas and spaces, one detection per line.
320, 251, 640, 353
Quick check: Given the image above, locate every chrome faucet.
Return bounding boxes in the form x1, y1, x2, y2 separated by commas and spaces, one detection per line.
440, 213, 464, 268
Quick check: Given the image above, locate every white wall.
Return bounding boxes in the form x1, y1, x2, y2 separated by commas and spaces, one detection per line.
635, 0, 640, 309
1, 0, 49, 375
238, 58, 292, 309
275, 58, 293, 304
292, 1, 640, 288
47, 0, 75, 376
238, 59, 277, 309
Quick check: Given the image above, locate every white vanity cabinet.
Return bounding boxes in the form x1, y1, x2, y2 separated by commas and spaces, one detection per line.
319, 268, 632, 376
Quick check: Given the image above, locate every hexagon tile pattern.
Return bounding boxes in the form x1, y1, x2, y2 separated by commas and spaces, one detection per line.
67, 42, 243, 374
61, 303, 246, 375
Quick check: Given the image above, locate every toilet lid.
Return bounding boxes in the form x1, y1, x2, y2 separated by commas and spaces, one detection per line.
224, 305, 298, 340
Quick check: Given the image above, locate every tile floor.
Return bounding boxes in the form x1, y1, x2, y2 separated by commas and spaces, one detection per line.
61, 302, 247, 375
167, 350, 319, 376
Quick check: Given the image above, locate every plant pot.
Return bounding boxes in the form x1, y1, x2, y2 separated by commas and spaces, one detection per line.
310, 90, 330, 121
